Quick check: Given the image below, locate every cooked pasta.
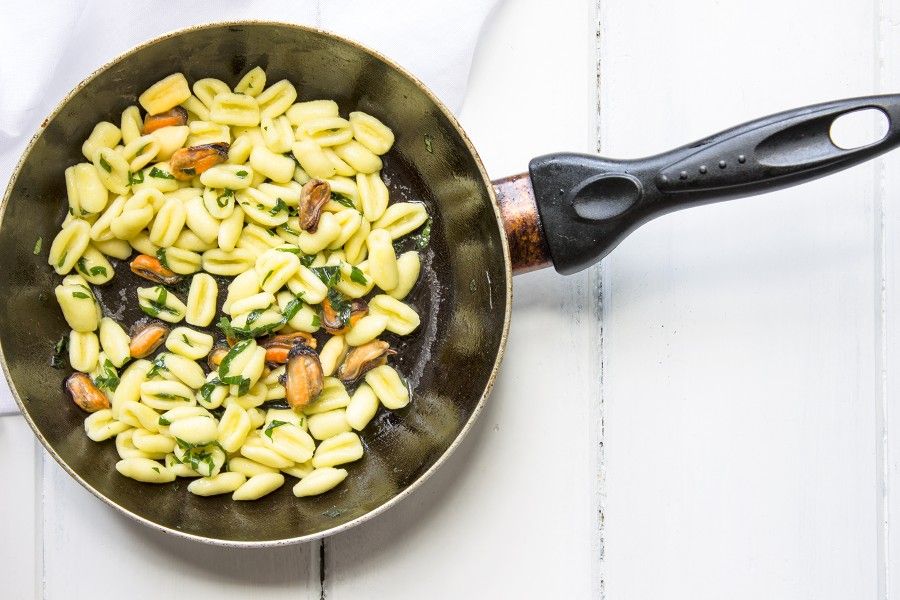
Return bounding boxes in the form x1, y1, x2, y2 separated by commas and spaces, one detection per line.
51, 68, 432, 503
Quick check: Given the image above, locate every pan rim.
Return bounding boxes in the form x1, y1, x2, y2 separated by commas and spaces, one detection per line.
0, 19, 513, 547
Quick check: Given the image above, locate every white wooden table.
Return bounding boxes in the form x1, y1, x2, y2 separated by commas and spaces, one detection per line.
3, 0, 900, 597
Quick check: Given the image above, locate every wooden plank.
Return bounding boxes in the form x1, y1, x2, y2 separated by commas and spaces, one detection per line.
0, 417, 39, 598
39, 454, 321, 600
599, 0, 881, 598
324, 0, 604, 597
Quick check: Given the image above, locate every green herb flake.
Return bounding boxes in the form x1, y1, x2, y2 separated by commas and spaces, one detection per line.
146, 354, 168, 378
260, 269, 274, 287
155, 247, 170, 269
424, 133, 434, 154
216, 189, 233, 208
149, 166, 175, 180
50, 334, 69, 369
281, 296, 304, 322
311, 314, 321, 328
129, 170, 145, 186
93, 359, 120, 391
331, 193, 355, 209
33, 237, 42, 255
72, 291, 90, 299
219, 339, 253, 378
158, 416, 171, 426
269, 198, 288, 215
313, 265, 341, 288
349, 265, 367, 285
181, 333, 193, 347
57, 251, 67, 269
236, 170, 248, 178
152, 466, 160, 473
264, 420, 289, 440
98, 156, 112, 173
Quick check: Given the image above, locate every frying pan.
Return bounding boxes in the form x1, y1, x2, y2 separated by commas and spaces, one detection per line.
3, 22, 900, 546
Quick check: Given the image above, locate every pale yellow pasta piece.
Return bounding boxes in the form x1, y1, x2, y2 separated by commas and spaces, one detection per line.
328, 209, 363, 250
158, 352, 206, 389
202, 187, 235, 220
293, 165, 312, 185
239, 432, 294, 468
183, 273, 217, 328
259, 181, 303, 207
72, 245, 112, 285
166, 326, 213, 360
93, 147, 131, 195
249, 145, 295, 183
173, 443, 225, 477
137, 286, 186, 323
307, 409, 352, 441
323, 147, 356, 177
333, 140, 382, 174
122, 134, 160, 172
256, 79, 297, 120
227, 291, 275, 316
366, 229, 399, 291
224, 380, 268, 410
228, 456, 278, 477
186, 120, 231, 146
232, 472, 285, 501
217, 403, 252, 453
255, 247, 300, 293
210, 92, 260, 126
342, 217, 370, 265
349, 111, 395, 155
54, 277, 100, 332
261, 115, 294, 153
49, 218, 90, 275
237, 223, 284, 257
303, 377, 351, 415
372, 202, 429, 239
291, 138, 335, 179
99, 317, 131, 367
140, 379, 196, 411
369, 295, 420, 335
261, 421, 315, 463
188, 472, 247, 496
299, 116, 353, 147
169, 415, 218, 445
149, 196, 187, 247
66, 163, 109, 216
235, 66, 266, 97
92, 238, 132, 260
356, 172, 389, 222
199, 164, 253, 189
111, 192, 155, 240
120, 105, 143, 145
292, 467, 348, 497
265, 407, 307, 430
84, 409, 129, 442
193, 78, 231, 109
180, 95, 210, 121
218, 206, 245, 250
116, 457, 175, 483
311, 431, 363, 468
202, 248, 255, 276
174, 228, 217, 252
159, 246, 201, 275
113, 360, 151, 418
346, 383, 379, 430
151, 125, 190, 161
365, 365, 409, 409
88, 195, 126, 242
222, 270, 260, 314
139, 73, 191, 115
69, 330, 99, 373
282, 462, 314, 479
118, 400, 161, 433
389, 251, 421, 300
165, 453, 202, 478
132, 428, 176, 454
276, 291, 319, 332
345, 314, 388, 347
319, 335, 348, 377
184, 194, 221, 244
82, 121, 122, 162
285, 264, 328, 304
227, 134, 254, 165
237, 187, 290, 228
297, 211, 341, 255
286, 99, 339, 125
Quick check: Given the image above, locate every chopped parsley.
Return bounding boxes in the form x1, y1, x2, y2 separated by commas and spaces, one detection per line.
269, 198, 288, 215
410, 217, 432, 249
56, 251, 67, 269
235, 170, 248, 178
72, 291, 90, 299
50, 334, 68, 369
279, 223, 302, 236
424, 133, 434, 154
313, 265, 341, 288
181, 333, 193, 347
199, 378, 223, 406
33, 237, 42, 255
76, 257, 107, 278
149, 166, 175, 180
158, 416, 172, 426
281, 295, 304, 322
325, 287, 352, 328
216, 189, 234, 208
264, 420, 289, 440
155, 248, 170, 269
260, 270, 274, 287
129, 170, 145, 185
93, 359, 119, 392
146, 353, 168, 378
349, 265, 367, 284
98, 156, 112, 173
331, 193, 355, 209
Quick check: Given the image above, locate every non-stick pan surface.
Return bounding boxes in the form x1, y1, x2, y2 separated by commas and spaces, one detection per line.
0, 22, 511, 544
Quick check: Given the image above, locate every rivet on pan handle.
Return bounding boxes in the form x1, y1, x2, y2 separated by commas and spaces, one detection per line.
522, 94, 900, 275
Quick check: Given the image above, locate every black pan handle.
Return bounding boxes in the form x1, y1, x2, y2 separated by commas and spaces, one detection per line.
529, 94, 900, 275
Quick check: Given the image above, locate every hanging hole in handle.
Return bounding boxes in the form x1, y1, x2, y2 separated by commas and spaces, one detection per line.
829, 108, 889, 150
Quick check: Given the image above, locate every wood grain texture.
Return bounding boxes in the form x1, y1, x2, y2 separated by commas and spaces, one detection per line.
324, 0, 603, 597
600, 0, 882, 598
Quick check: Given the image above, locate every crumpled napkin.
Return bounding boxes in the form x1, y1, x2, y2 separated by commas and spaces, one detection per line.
0, 0, 498, 415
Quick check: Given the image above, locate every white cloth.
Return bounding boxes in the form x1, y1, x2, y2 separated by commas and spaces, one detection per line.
0, 0, 498, 415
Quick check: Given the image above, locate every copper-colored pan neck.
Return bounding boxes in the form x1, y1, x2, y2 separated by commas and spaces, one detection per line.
493, 173, 552, 274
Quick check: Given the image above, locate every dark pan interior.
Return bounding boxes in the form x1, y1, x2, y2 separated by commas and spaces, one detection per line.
0, 23, 510, 543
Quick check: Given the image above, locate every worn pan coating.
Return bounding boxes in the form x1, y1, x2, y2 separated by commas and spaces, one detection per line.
0, 22, 511, 545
